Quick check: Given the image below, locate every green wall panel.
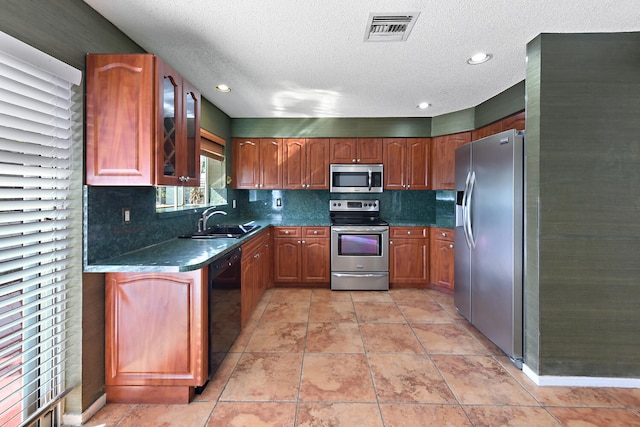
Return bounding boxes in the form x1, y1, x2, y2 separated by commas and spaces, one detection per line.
231, 117, 431, 138
201, 97, 232, 141
475, 81, 526, 128
431, 108, 475, 136
530, 33, 640, 378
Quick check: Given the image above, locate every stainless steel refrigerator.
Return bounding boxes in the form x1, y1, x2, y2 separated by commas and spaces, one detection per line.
454, 129, 524, 365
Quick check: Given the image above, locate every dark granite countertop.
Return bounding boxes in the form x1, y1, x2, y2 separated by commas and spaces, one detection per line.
84, 218, 454, 273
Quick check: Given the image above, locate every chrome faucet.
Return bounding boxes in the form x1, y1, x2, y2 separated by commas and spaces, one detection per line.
198, 207, 227, 232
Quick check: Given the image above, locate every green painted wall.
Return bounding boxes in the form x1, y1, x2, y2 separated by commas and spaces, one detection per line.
525, 33, 640, 377
475, 81, 526, 128
231, 117, 432, 138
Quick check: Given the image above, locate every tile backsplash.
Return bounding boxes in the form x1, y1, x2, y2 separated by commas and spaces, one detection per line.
84, 186, 455, 264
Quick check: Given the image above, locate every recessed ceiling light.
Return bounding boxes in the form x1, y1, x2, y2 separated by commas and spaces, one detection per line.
467, 53, 492, 65
215, 84, 231, 93
417, 102, 430, 109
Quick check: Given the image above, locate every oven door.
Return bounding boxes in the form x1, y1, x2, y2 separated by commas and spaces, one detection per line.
330, 226, 389, 272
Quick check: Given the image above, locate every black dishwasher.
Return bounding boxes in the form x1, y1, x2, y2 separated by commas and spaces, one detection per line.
198, 247, 242, 392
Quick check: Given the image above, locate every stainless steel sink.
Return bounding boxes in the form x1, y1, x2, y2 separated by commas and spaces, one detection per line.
181, 224, 261, 239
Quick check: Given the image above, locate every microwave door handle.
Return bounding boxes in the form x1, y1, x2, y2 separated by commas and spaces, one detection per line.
368, 169, 372, 191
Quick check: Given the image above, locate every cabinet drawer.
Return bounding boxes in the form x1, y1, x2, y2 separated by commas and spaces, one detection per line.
430, 227, 454, 242
274, 226, 301, 238
390, 226, 428, 238
303, 226, 329, 237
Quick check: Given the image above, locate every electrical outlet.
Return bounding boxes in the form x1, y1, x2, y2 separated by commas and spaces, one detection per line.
122, 208, 131, 224
276, 198, 282, 207
232, 199, 237, 209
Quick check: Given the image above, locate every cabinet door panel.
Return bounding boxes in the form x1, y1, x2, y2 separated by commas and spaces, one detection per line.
383, 138, 406, 190
260, 138, 283, 189
182, 81, 201, 184
282, 138, 306, 189
274, 238, 301, 282
430, 239, 455, 291
86, 54, 154, 185
357, 138, 383, 164
330, 138, 357, 164
406, 138, 430, 190
301, 238, 330, 282
389, 239, 428, 284
501, 111, 525, 131
232, 139, 260, 189
306, 138, 329, 189
471, 121, 502, 141
105, 270, 206, 386
431, 132, 470, 190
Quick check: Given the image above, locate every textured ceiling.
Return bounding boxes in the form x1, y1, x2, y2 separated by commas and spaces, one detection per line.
83, 0, 640, 118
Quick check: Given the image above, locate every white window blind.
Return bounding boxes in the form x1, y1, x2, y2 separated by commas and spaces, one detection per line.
0, 31, 81, 427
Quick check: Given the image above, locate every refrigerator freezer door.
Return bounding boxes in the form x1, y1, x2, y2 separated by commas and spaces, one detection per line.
469, 130, 523, 360
454, 143, 472, 321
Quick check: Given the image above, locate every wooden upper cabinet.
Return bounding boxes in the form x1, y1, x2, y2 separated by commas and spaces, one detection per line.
471, 110, 525, 141
501, 110, 525, 131
356, 138, 383, 163
86, 54, 200, 186
383, 138, 407, 190
471, 120, 502, 141
431, 132, 471, 190
282, 138, 329, 190
330, 138, 382, 164
383, 138, 430, 190
232, 138, 260, 188
260, 138, 283, 189
232, 138, 283, 189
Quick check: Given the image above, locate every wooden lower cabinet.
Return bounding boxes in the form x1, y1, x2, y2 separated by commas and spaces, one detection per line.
273, 226, 330, 285
389, 226, 429, 287
429, 227, 455, 292
105, 269, 207, 404
241, 228, 273, 326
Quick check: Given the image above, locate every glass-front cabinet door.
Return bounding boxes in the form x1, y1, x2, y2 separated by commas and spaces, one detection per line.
156, 58, 200, 186
183, 82, 200, 183
161, 73, 179, 182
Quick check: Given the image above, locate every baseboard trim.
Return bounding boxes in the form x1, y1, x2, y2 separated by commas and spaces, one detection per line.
523, 364, 640, 388
62, 393, 106, 426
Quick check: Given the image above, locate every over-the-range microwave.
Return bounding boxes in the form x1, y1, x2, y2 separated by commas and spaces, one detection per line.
329, 164, 383, 193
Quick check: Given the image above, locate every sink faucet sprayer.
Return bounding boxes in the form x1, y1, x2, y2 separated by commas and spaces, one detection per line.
198, 207, 227, 232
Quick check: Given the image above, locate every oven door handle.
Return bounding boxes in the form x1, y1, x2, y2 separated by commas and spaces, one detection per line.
332, 273, 389, 278
368, 168, 372, 191
331, 226, 389, 233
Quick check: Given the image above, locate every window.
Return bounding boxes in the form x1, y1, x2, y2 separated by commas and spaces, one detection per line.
0, 31, 81, 427
155, 130, 227, 211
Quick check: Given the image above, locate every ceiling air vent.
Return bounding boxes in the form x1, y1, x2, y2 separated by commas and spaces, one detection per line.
364, 12, 420, 42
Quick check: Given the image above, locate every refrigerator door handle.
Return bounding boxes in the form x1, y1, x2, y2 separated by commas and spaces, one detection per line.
462, 171, 472, 248
466, 171, 477, 248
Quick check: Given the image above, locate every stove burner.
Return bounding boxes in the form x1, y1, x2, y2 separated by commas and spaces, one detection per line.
329, 199, 387, 226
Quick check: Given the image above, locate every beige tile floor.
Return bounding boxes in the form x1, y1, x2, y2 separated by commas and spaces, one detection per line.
81, 288, 640, 427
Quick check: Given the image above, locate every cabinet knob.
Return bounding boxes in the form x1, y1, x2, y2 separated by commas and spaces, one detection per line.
352, 159, 356, 163
449, 244, 454, 249
301, 184, 305, 188
285, 230, 290, 235
302, 240, 306, 244
306, 184, 310, 188
254, 253, 260, 259
390, 240, 393, 245
407, 231, 412, 235
254, 184, 259, 188
313, 230, 318, 235
406, 184, 410, 189
441, 232, 447, 237
184, 176, 190, 182
357, 159, 361, 163
297, 240, 301, 244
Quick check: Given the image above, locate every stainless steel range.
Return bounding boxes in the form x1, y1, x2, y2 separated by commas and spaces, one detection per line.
330, 199, 389, 291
